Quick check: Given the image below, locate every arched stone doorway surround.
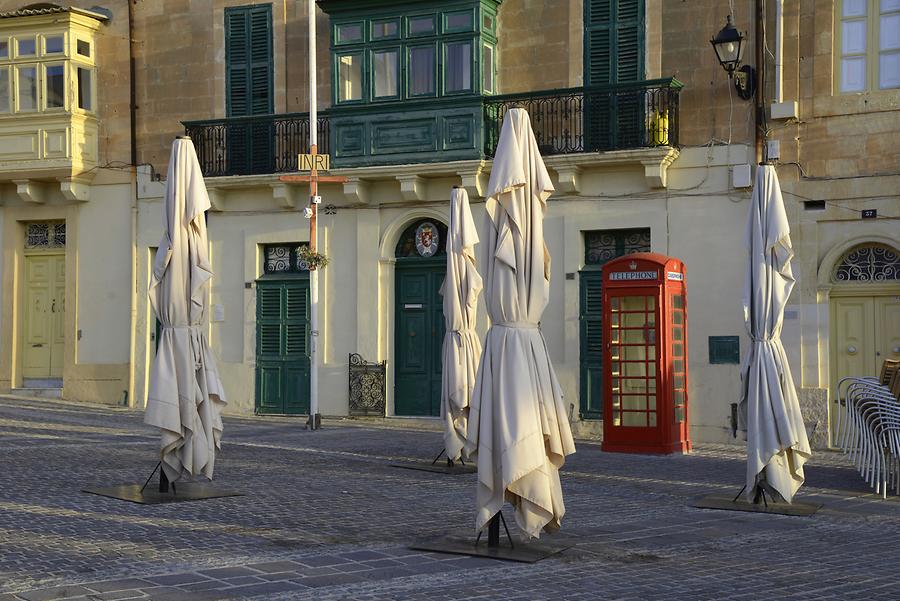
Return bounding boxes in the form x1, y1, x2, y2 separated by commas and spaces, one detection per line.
817, 235, 900, 446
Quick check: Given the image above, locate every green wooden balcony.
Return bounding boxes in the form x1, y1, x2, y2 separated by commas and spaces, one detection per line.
183, 78, 682, 177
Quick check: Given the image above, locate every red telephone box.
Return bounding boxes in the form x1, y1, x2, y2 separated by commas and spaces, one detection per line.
601, 252, 691, 454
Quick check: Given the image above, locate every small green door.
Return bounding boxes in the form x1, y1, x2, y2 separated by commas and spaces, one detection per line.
394, 219, 448, 416
256, 276, 310, 415
394, 264, 446, 416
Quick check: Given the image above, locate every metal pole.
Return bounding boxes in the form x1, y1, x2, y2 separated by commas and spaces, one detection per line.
307, 0, 320, 430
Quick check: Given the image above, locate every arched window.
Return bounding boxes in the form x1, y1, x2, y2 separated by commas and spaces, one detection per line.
394, 219, 448, 259
832, 244, 900, 283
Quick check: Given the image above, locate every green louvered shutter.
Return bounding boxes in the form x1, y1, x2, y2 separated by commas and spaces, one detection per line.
226, 4, 273, 174
579, 271, 605, 418
256, 279, 310, 415
584, 0, 645, 150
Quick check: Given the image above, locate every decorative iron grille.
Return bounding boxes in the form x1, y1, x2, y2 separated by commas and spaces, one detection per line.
584, 228, 651, 266
833, 244, 900, 282
25, 222, 66, 249
484, 78, 682, 157
185, 113, 330, 177
263, 244, 310, 274
348, 353, 386, 416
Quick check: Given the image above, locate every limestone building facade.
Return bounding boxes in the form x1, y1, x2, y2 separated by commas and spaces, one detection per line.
0, 0, 896, 448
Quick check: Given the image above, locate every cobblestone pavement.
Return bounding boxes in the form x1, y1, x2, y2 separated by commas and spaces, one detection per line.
2, 396, 900, 600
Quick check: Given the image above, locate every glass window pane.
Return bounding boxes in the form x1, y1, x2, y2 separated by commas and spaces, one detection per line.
0, 69, 8, 112
673, 327, 683, 341
76, 39, 90, 57
880, 52, 900, 87
611, 297, 620, 311
17, 37, 35, 56
0, 39, 7, 59
77, 67, 92, 110
409, 46, 435, 95
446, 11, 473, 30
483, 13, 495, 31
622, 412, 646, 427
841, 56, 867, 91
372, 20, 398, 39
881, 0, 900, 11
649, 412, 657, 426
483, 44, 494, 93
624, 313, 648, 327
46, 65, 64, 108
409, 16, 435, 35
622, 296, 645, 311
842, 20, 868, 54
622, 396, 645, 411
881, 14, 900, 50
844, 0, 867, 16
337, 23, 363, 43
45, 35, 64, 54
17, 66, 36, 110
445, 41, 471, 92
338, 54, 362, 101
373, 50, 398, 98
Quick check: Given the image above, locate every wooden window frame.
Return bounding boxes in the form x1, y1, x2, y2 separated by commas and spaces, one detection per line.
835, 0, 900, 93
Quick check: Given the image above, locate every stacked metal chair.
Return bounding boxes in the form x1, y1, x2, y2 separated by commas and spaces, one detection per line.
835, 360, 900, 498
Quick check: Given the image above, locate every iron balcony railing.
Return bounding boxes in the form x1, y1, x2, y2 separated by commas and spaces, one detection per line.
183, 79, 682, 177
483, 78, 683, 157
184, 113, 330, 177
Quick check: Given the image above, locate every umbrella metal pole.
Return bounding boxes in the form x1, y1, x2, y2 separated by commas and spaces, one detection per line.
487, 514, 500, 547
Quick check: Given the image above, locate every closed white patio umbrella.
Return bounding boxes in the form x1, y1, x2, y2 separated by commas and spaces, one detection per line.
464, 108, 576, 539
440, 187, 483, 463
738, 163, 811, 503
145, 137, 227, 483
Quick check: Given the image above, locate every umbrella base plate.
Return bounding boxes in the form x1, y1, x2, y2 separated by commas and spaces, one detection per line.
411, 536, 569, 563
82, 482, 243, 505
692, 493, 821, 516
389, 462, 477, 475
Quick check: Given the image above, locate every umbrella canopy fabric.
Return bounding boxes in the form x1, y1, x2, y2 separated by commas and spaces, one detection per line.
464, 108, 576, 539
737, 164, 811, 503
440, 187, 483, 462
145, 138, 227, 483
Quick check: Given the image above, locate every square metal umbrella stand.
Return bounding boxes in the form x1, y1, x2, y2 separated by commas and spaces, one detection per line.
412, 511, 571, 563
82, 461, 242, 505
390, 447, 477, 475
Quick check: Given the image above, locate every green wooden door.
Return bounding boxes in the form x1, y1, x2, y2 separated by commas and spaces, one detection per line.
579, 271, 604, 418
583, 0, 645, 150
256, 278, 310, 415
579, 229, 651, 419
225, 4, 274, 174
394, 263, 446, 416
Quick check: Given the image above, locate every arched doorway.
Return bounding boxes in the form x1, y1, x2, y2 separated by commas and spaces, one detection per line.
393, 219, 448, 416
828, 242, 900, 439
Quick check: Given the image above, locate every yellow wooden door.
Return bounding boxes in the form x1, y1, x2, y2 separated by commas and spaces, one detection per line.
23, 255, 65, 379
875, 295, 900, 367
829, 297, 875, 438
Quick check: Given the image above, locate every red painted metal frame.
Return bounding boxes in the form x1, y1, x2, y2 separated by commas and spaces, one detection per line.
601, 252, 692, 455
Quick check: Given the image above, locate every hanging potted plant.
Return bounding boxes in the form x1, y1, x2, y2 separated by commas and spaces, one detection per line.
297, 245, 329, 270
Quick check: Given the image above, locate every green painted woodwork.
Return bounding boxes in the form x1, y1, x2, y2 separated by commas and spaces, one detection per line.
579, 228, 651, 419
331, 102, 483, 167
709, 336, 740, 364
393, 218, 447, 416
584, 0, 645, 150
225, 4, 274, 175
225, 4, 273, 116
579, 271, 604, 419
320, 0, 500, 106
255, 276, 310, 415
394, 261, 446, 416
584, 0, 644, 86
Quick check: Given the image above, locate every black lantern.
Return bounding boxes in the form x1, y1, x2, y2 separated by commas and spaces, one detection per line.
710, 15, 755, 100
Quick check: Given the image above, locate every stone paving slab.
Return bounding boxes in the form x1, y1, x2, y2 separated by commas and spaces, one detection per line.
3, 396, 900, 600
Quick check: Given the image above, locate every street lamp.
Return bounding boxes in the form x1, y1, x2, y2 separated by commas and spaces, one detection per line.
710, 15, 756, 101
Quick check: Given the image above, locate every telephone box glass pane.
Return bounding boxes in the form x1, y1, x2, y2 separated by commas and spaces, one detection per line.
623, 412, 646, 426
